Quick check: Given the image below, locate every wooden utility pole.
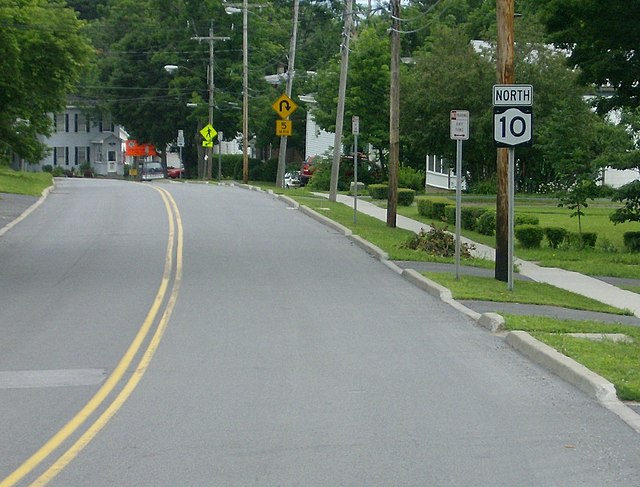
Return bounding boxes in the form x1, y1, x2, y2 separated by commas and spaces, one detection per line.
495, 0, 515, 281
387, 0, 400, 228
329, 0, 353, 202
276, 0, 299, 188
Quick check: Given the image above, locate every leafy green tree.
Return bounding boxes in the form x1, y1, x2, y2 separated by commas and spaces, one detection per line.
311, 20, 391, 170
0, 0, 93, 166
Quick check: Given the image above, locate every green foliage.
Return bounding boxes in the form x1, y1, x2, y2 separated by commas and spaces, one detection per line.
476, 211, 496, 236
0, 1, 92, 164
610, 180, 640, 224
515, 225, 544, 249
402, 227, 474, 258
544, 227, 568, 249
461, 207, 486, 231
566, 231, 598, 249
468, 176, 498, 195
0, 166, 52, 196
444, 205, 456, 225
368, 184, 388, 200
398, 166, 424, 191
416, 197, 451, 220
623, 232, 640, 253
397, 188, 416, 207
515, 215, 540, 226
557, 179, 600, 235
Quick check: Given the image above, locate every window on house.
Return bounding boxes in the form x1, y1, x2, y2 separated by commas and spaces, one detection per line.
76, 147, 89, 166
55, 114, 66, 132
54, 147, 65, 165
108, 150, 116, 162
75, 113, 89, 133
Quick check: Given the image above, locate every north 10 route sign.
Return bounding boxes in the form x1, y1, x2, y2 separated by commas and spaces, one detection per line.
493, 84, 533, 147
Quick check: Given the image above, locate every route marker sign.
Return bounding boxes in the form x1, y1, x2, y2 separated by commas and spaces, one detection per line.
493, 84, 533, 147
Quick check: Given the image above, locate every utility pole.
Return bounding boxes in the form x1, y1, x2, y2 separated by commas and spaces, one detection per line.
495, 0, 515, 281
276, 0, 299, 189
192, 22, 229, 180
387, 0, 400, 228
242, 0, 249, 183
329, 0, 353, 202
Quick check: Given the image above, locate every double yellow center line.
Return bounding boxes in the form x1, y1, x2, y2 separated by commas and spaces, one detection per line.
1, 185, 183, 486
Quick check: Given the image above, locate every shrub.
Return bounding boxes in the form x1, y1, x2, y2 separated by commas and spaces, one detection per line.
416, 197, 451, 219
368, 183, 388, 199
544, 227, 568, 249
581, 232, 597, 248
402, 226, 475, 258
515, 214, 539, 226
42, 165, 53, 173
461, 207, 486, 231
398, 166, 425, 191
565, 232, 598, 249
468, 175, 497, 194
515, 225, 544, 248
444, 205, 456, 224
623, 232, 640, 252
397, 188, 416, 206
476, 211, 496, 236
51, 166, 65, 177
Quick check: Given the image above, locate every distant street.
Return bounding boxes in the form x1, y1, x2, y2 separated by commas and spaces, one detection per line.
1, 178, 640, 486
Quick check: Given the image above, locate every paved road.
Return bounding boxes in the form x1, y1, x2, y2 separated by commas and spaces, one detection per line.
1, 179, 640, 486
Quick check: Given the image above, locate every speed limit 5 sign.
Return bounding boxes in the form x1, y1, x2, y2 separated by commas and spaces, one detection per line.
493, 84, 533, 147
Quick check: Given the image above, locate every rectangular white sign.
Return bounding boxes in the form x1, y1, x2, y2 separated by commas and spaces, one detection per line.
450, 110, 469, 140
493, 84, 533, 106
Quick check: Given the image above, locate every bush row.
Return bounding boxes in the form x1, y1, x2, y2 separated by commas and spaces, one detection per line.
368, 184, 416, 206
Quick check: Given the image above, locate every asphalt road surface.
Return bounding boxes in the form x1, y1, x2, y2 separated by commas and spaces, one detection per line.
1, 178, 639, 486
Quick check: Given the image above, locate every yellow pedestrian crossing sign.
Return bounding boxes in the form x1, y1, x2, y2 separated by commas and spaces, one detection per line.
272, 93, 298, 119
200, 124, 217, 141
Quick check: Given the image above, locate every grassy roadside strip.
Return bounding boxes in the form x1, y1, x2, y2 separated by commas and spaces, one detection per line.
0, 166, 53, 196
422, 272, 630, 315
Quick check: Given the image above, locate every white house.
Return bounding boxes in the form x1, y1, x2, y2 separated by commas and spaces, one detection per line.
34, 106, 128, 176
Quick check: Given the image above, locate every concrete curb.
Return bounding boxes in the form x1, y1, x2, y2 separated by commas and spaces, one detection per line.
0, 183, 55, 237
506, 330, 640, 434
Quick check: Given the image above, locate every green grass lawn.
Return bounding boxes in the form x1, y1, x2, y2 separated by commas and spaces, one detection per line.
503, 314, 640, 401
422, 272, 630, 315
0, 166, 53, 196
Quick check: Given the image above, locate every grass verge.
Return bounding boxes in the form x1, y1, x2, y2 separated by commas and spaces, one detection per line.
503, 314, 640, 401
422, 272, 631, 315
0, 166, 53, 196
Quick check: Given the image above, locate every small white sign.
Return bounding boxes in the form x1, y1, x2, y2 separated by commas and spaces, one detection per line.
450, 110, 469, 140
493, 84, 533, 106
177, 129, 185, 147
352, 116, 360, 135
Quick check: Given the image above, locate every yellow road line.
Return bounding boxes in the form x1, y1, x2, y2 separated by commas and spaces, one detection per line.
0, 186, 183, 487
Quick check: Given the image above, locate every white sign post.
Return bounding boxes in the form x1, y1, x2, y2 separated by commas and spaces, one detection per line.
352, 116, 360, 224
450, 110, 469, 280
493, 84, 533, 290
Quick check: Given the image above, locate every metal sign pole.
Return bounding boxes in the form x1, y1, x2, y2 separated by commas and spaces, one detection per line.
352, 115, 360, 225
508, 147, 515, 290
455, 139, 462, 280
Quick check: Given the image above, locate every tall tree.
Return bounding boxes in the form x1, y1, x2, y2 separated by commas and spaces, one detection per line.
0, 0, 93, 165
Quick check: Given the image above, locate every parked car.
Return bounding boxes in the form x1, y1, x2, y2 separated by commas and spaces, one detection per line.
300, 156, 318, 186
141, 162, 165, 181
284, 171, 301, 188
167, 164, 184, 179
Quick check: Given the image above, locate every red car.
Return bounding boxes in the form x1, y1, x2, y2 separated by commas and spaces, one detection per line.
300, 156, 318, 186
167, 165, 184, 179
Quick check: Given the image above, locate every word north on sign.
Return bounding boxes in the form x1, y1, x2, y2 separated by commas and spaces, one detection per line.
493, 84, 533, 106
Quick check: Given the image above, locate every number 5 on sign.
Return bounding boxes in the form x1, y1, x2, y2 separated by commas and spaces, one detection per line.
276, 120, 292, 137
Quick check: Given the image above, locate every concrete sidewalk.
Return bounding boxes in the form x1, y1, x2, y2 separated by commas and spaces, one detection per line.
326, 194, 640, 319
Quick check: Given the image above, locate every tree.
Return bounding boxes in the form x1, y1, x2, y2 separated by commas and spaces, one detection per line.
0, 0, 93, 166
540, 0, 640, 114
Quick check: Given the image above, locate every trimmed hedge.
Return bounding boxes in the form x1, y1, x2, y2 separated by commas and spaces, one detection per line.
515, 225, 544, 248
398, 188, 416, 206
515, 214, 540, 226
368, 184, 388, 199
544, 227, 568, 249
416, 197, 451, 220
566, 232, 598, 249
623, 232, 640, 253
476, 211, 496, 236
